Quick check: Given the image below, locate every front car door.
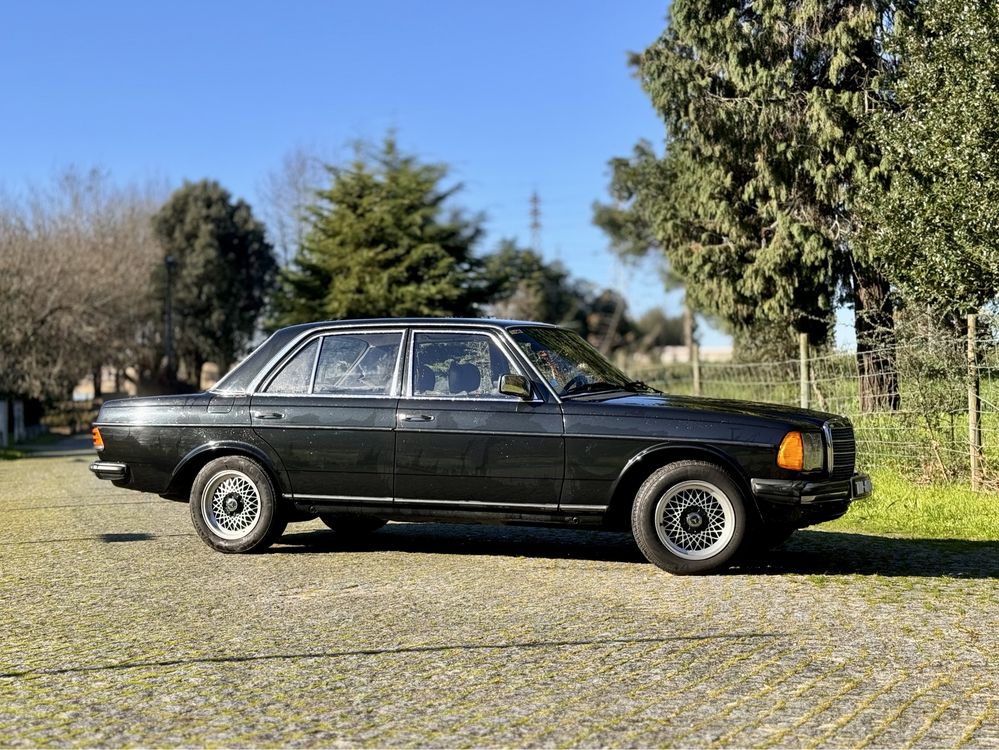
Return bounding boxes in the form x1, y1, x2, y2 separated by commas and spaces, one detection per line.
250, 328, 404, 505
394, 328, 564, 510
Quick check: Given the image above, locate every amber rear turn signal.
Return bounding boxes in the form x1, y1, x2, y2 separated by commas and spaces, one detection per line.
777, 431, 804, 471
91, 427, 104, 451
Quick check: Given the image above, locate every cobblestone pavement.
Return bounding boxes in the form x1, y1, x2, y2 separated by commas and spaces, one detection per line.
1, 452, 997, 748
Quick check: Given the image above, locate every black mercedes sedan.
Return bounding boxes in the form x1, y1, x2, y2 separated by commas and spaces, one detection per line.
90, 318, 871, 574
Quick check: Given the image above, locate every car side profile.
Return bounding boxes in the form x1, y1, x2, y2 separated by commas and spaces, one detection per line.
90, 318, 871, 574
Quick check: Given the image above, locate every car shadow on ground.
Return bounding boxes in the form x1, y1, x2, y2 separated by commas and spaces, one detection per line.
276, 523, 999, 579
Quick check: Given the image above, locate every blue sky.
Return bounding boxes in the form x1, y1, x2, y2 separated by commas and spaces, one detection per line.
1, 1, 741, 345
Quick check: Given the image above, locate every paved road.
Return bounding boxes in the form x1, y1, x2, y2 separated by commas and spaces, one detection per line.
1, 452, 997, 747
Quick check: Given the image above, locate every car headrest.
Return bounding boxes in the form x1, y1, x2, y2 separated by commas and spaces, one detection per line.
416, 364, 436, 393
448, 362, 481, 394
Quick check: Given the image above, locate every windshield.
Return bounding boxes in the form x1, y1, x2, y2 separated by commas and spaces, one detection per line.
509, 326, 657, 397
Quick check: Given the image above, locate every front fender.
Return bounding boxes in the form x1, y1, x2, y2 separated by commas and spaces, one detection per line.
607, 441, 763, 522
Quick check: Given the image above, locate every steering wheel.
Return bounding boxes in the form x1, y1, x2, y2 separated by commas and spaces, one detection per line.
560, 374, 588, 396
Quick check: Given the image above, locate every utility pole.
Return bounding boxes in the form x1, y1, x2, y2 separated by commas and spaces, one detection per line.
529, 190, 542, 254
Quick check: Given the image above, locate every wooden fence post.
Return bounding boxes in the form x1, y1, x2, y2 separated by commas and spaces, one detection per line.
799, 333, 810, 409
968, 313, 982, 491
692, 343, 701, 397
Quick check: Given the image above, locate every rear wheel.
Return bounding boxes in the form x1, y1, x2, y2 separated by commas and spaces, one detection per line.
631, 460, 747, 575
319, 514, 387, 535
190, 456, 287, 553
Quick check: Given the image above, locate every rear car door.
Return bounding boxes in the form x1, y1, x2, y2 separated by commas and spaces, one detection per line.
250, 329, 403, 504
394, 329, 564, 509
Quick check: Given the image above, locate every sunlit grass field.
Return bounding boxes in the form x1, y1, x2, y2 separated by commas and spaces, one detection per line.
823, 466, 999, 541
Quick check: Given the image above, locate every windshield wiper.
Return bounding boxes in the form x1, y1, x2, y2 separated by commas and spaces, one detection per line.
561, 381, 625, 397
625, 380, 663, 394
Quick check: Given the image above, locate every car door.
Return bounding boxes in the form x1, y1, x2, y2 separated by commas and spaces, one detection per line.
250, 329, 403, 504
394, 329, 564, 509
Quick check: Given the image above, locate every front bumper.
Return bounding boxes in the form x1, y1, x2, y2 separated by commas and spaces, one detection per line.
751, 472, 872, 505
90, 461, 129, 482
751, 472, 872, 526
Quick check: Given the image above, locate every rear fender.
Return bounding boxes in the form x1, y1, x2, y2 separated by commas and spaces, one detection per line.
165, 441, 290, 501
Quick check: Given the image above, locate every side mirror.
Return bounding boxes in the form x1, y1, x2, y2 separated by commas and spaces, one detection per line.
498, 373, 532, 400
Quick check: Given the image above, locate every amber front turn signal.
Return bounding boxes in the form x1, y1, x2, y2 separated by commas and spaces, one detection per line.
777, 431, 804, 471
91, 426, 104, 451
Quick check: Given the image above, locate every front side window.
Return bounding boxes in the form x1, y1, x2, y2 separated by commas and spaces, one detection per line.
411, 332, 519, 399
510, 326, 656, 397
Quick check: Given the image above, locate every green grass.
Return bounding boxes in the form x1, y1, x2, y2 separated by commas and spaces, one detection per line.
0, 448, 24, 460
823, 467, 999, 541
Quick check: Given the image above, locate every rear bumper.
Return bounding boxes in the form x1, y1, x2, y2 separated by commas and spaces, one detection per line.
89, 461, 129, 482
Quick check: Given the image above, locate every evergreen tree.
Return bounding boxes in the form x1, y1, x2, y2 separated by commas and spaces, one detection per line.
270, 136, 487, 325
859, 0, 999, 314
610, 0, 902, 409
481, 239, 580, 325
152, 180, 276, 383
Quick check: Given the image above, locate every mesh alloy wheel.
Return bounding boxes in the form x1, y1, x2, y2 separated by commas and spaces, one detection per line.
654, 479, 736, 561
200, 470, 263, 540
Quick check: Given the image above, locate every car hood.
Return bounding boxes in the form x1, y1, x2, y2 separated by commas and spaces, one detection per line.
564, 392, 838, 430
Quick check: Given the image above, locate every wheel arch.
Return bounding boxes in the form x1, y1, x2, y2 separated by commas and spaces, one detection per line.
164, 441, 289, 502
604, 443, 760, 531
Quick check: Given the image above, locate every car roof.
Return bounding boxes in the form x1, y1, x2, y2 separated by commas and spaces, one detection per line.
285, 317, 556, 331
212, 317, 557, 393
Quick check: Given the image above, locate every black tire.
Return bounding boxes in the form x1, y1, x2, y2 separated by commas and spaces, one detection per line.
190, 456, 287, 553
319, 514, 387, 535
631, 460, 747, 575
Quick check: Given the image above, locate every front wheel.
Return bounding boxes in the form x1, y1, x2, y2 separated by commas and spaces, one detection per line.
631, 460, 747, 575
190, 456, 287, 553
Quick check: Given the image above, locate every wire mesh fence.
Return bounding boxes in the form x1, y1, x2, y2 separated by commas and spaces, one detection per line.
627, 316, 999, 490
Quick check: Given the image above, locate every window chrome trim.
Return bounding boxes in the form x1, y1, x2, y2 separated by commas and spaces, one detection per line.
255, 328, 406, 398
243, 321, 516, 394
404, 328, 542, 403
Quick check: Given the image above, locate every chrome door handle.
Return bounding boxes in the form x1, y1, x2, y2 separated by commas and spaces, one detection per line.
252, 411, 285, 420
399, 414, 435, 422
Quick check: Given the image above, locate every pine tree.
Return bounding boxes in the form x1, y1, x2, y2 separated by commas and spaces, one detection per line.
270, 136, 487, 325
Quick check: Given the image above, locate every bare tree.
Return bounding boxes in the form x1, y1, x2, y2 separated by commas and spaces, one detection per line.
0, 167, 166, 399
257, 146, 327, 267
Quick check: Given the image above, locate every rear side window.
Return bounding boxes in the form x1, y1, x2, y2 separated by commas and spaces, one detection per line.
263, 339, 319, 394
314, 332, 402, 395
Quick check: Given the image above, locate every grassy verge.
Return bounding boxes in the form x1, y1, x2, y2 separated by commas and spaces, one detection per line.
823, 467, 999, 541
0, 431, 64, 460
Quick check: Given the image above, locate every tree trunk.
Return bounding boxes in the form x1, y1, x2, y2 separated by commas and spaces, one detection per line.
92, 366, 103, 400
853, 269, 900, 412
193, 359, 204, 391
